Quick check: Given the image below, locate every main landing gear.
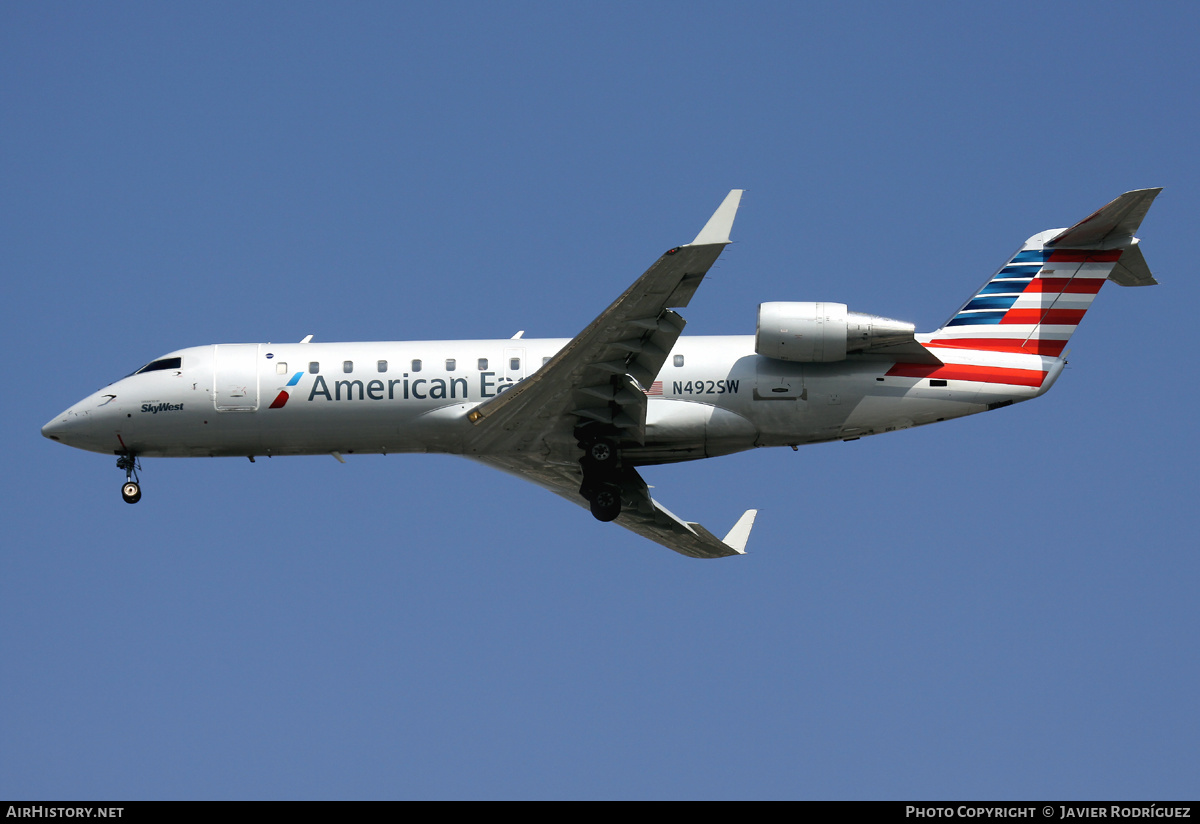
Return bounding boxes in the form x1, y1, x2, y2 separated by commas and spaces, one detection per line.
117, 453, 141, 504
577, 425, 623, 522
587, 483, 622, 522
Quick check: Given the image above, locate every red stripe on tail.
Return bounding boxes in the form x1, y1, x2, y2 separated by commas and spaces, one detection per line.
1047, 249, 1122, 262
926, 338, 1068, 356
1001, 308, 1087, 325
885, 363, 1048, 387
1024, 278, 1106, 294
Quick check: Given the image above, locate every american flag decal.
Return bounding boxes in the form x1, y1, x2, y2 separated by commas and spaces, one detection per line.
645, 381, 663, 396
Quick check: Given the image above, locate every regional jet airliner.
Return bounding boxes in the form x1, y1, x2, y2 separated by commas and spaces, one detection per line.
43, 189, 1160, 557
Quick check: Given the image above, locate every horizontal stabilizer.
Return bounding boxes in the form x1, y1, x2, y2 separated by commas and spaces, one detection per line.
931, 188, 1161, 355
1108, 241, 1157, 287
1046, 188, 1162, 249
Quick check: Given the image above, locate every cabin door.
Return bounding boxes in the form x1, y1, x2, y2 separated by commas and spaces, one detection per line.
213, 344, 260, 411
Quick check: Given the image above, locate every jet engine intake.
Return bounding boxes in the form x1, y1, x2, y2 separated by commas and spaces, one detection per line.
756, 302, 916, 362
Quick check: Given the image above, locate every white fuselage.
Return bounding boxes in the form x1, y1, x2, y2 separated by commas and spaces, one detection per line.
43, 336, 1062, 464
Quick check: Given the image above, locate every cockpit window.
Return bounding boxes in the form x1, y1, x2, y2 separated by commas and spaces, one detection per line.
130, 357, 182, 376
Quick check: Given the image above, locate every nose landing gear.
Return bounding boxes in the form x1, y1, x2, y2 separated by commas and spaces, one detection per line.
117, 453, 141, 504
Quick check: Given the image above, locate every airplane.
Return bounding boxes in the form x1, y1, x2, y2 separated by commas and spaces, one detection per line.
42, 188, 1161, 559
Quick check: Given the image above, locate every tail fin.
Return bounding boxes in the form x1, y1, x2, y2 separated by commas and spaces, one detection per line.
928, 189, 1161, 357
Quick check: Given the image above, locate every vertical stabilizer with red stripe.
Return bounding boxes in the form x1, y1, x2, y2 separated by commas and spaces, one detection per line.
928, 189, 1161, 357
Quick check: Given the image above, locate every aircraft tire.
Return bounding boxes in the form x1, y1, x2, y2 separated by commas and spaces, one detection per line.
588, 440, 616, 465
122, 482, 141, 504
589, 485, 621, 522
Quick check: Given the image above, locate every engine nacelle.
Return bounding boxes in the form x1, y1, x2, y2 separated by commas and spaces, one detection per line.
755, 302, 916, 363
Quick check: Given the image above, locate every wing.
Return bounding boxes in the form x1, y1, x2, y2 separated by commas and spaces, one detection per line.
466, 189, 743, 447
464, 190, 756, 558
474, 455, 757, 559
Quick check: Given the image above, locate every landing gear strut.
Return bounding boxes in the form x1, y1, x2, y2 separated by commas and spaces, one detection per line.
577, 424, 623, 522
117, 453, 141, 504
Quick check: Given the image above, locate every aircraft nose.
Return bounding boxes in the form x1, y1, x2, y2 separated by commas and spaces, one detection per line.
43, 391, 125, 453
42, 411, 74, 442
42, 405, 100, 447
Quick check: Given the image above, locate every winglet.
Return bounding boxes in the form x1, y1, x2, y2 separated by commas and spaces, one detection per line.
721, 509, 758, 554
689, 189, 744, 246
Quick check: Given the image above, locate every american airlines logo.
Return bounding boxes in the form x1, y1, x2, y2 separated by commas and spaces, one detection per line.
268, 371, 305, 409
268, 372, 519, 409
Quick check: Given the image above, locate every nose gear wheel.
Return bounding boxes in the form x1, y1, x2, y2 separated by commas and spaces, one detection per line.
116, 453, 142, 504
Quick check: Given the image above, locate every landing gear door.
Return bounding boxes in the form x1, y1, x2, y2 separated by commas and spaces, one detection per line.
214, 344, 260, 411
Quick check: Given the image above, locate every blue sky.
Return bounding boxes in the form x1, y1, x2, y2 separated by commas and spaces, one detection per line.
3, 1, 1198, 800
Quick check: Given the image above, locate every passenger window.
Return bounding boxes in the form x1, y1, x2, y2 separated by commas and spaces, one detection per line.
543, 357, 551, 366
276, 363, 288, 375
343, 361, 354, 374
510, 358, 520, 370
446, 359, 456, 371
411, 359, 422, 373
674, 355, 684, 367
309, 362, 320, 374
377, 360, 388, 373
478, 358, 488, 370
